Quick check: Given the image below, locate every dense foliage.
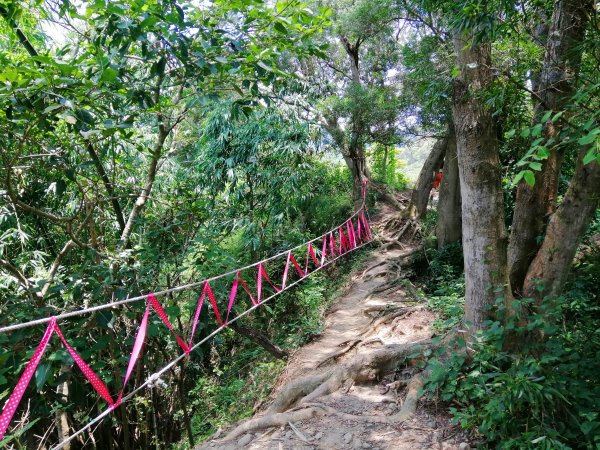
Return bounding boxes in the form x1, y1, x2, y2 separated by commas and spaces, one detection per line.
422, 245, 600, 449
1, 0, 599, 449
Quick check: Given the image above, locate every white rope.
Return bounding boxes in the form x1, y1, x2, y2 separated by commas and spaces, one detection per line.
49, 240, 371, 450
0, 206, 366, 334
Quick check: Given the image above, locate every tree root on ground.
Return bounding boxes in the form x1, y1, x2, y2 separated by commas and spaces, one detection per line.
369, 181, 407, 211
381, 216, 422, 243
221, 341, 434, 441
315, 339, 362, 368
358, 307, 421, 339
223, 406, 328, 441
360, 261, 387, 279
316, 306, 421, 370
222, 372, 425, 441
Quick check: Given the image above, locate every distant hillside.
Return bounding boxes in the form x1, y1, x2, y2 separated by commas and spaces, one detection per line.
396, 138, 436, 185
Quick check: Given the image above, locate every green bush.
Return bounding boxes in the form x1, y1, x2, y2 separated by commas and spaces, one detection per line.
424, 289, 600, 449
423, 243, 465, 333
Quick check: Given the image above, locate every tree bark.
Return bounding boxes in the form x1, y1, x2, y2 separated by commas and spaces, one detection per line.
340, 36, 369, 205
523, 156, 600, 299
508, 0, 593, 294
452, 32, 512, 331
119, 126, 167, 247
436, 122, 461, 248
407, 136, 447, 219
85, 142, 126, 233
56, 365, 71, 450
230, 322, 287, 359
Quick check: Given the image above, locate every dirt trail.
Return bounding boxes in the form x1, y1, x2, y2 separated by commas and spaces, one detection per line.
197, 204, 470, 450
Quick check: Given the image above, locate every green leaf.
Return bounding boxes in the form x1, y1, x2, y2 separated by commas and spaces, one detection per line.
541, 111, 552, 123
100, 67, 119, 83
513, 171, 524, 185
578, 130, 600, 146
97, 310, 115, 329
523, 170, 535, 187
504, 129, 515, 139
529, 162, 542, 171
582, 148, 598, 165
274, 21, 288, 34
35, 362, 52, 391
531, 123, 543, 137
257, 61, 273, 72
43, 104, 62, 114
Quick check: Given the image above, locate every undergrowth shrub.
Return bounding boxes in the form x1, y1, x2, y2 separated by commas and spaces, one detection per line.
424, 251, 600, 449
186, 352, 286, 445
423, 242, 465, 333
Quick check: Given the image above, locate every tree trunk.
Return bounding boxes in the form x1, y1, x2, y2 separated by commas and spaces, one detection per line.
56, 366, 71, 450
436, 122, 461, 248
406, 136, 447, 219
230, 322, 288, 359
452, 32, 512, 331
340, 36, 369, 206
523, 156, 600, 299
508, 0, 592, 294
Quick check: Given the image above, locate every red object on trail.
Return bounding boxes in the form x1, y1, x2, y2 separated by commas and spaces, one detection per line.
432, 171, 443, 189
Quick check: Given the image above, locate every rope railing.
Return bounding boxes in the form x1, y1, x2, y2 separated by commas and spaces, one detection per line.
50, 241, 370, 450
0, 180, 372, 447
0, 198, 368, 335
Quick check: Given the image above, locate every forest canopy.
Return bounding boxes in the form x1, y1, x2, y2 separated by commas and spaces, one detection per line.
0, 0, 599, 449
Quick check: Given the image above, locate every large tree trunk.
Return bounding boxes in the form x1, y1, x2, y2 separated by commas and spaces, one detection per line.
508, 0, 592, 294
436, 122, 461, 248
406, 136, 447, 219
343, 151, 369, 205
340, 36, 369, 205
452, 33, 512, 331
523, 156, 600, 299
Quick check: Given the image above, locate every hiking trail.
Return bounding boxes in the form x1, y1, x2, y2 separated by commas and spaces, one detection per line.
197, 202, 471, 450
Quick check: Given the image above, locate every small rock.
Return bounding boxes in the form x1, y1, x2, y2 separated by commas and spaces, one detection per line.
459, 443, 470, 450
314, 432, 324, 440
384, 408, 395, 416
344, 432, 353, 444
285, 430, 294, 439
353, 439, 363, 449
363, 443, 371, 449
237, 434, 254, 447
427, 420, 436, 428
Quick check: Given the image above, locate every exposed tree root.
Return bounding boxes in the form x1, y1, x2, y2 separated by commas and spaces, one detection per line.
316, 339, 362, 368
267, 341, 430, 414
223, 372, 425, 442
362, 304, 408, 316
359, 308, 421, 338
360, 261, 387, 279
223, 406, 327, 441
265, 372, 332, 414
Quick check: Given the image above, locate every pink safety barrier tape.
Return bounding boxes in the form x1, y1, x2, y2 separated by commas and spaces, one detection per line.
0, 179, 372, 442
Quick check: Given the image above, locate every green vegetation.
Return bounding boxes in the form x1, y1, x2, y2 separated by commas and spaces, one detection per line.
1, 0, 599, 449
420, 238, 600, 449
